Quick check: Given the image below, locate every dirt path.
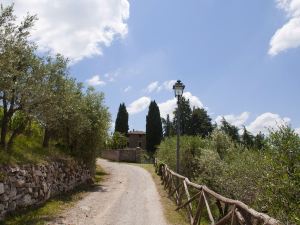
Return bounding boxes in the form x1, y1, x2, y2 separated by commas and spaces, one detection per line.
51, 158, 167, 225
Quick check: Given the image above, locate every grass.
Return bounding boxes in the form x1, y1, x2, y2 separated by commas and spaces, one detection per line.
1, 164, 107, 225
138, 164, 189, 225
0, 135, 69, 165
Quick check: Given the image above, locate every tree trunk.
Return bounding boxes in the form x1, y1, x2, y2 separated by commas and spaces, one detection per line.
43, 127, 51, 148
7, 122, 26, 152
0, 115, 8, 150
7, 130, 18, 152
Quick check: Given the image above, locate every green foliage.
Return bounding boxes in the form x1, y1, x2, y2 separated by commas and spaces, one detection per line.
61, 87, 110, 171
0, 107, 3, 124
190, 107, 213, 137
210, 129, 233, 160
156, 136, 209, 179
254, 132, 266, 150
259, 125, 300, 224
114, 103, 129, 135
173, 97, 192, 135
161, 114, 174, 137
0, 134, 68, 165
165, 99, 213, 138
219, 118, 240, 143
0, 5, 110, 172
241, 126, 254, 149
156, 125, 300, 223
107, 132, 128, 149
146, 101, 163, 154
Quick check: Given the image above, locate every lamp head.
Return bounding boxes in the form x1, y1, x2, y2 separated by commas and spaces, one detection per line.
173, 80, 185, 97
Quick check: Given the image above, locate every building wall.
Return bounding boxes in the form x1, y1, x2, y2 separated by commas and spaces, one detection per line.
128, 134, 146, 150
101, 150, 120, 161
101, 148, 142, 163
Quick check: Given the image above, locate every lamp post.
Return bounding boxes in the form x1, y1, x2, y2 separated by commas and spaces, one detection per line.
173, 80, 185, 174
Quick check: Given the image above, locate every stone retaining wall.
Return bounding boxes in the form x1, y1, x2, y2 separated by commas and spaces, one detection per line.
0, 159, 92, 220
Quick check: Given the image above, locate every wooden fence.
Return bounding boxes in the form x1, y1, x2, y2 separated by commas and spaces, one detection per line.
154, 159, 281, 225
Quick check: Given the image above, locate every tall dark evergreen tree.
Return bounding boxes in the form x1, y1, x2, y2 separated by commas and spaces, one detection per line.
173, 97, 192, 135
190, 107, 213, 137
241, 126, 254, 148
220, 118, 240, 143
254, 132, 265, 150
146, 101, 163, 154
114, 103, 129, 135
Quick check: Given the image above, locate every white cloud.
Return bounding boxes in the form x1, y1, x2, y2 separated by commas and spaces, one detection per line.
158, 98, 177, 119
246, 112, 291, 135
104, 70, 120, 82
127, 97, 151, 115
269, 0, 300, 56
183, 92, 204, 109
86, 75, 106, 86
3, 0, 130, 62
215, 112, 250, 128
158, 92, 204, 119
145, 80, 177, 93
295, 127, 300, 135
159, 80, 177, 92
163, 80, 177, 90
145, 81, 159, 93
124, 86, 132, 92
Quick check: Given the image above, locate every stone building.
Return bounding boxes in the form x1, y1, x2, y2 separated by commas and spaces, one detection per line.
127, 130, 146, 150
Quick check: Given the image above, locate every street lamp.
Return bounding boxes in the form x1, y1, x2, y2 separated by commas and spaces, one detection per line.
173, 80, 185, 174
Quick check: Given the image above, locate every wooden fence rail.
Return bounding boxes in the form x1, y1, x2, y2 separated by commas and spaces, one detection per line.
154, 159, 281, 225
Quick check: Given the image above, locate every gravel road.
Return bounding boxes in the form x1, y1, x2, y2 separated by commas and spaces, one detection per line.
51, 158, 167, 225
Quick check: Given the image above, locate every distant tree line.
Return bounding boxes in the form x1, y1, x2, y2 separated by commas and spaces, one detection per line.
112, 96, 265, 155
161, 96, 265, 150
0, 5, 110, 169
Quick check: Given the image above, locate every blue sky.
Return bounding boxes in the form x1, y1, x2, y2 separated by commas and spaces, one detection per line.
8, 0, 300, 134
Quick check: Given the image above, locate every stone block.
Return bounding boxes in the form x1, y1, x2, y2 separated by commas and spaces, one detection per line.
0, 194, 9, 202
9, 185, 17, 198
8, 201, 16, 211
0, 183, 4, 194
21, 194, 32, 206
33, 170, 43, 177
15, 179, 25, 188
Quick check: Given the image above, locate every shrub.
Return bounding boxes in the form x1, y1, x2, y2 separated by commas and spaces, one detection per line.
106, 132, 128, 149
156, 126, 300, 223
259, 125, 300, 224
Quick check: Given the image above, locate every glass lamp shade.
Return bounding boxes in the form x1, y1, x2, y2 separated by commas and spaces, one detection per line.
175, 88, 183, 96
173, 80, 185, 97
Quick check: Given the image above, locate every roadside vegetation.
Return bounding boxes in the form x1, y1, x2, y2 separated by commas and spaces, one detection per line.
0, 5, 110, 171
156, 97, 300, 224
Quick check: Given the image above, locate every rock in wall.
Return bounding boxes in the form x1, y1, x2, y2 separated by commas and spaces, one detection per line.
0, 159, 92, 220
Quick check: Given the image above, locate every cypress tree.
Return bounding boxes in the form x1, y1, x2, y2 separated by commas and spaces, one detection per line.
114, 103, 129, 135
146, 101, 163, 154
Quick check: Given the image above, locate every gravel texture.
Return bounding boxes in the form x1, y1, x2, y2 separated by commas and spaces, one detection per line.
50, 158, 167, 225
